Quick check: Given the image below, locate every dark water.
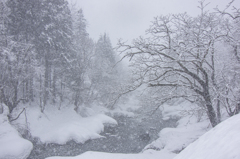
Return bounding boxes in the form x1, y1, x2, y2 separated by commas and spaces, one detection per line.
27, 113, 177, 159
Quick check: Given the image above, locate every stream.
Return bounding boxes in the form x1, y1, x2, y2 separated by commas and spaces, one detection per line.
27, 112, 177, 159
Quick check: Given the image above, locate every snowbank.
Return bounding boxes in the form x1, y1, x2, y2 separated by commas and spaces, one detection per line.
45, 149, 176, 159
174, 113, 240, 159
144, 100, 210, 153
12, 104, 117, 145
43, 99, 240, 159
44, 100, 208, 159
41, 97, 240, 159
0, 105, 33, 159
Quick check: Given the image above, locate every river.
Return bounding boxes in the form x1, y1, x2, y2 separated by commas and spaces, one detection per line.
27, 112, 177, 159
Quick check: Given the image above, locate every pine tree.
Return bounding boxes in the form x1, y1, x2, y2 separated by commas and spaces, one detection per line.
0, 0, 36, 112
93, 33, 117, 106
5, 0, 73, 112
69, 9, 95, 110
32, 0, 73, 111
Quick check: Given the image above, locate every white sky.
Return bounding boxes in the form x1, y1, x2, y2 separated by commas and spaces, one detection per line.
69, 0, 240, 46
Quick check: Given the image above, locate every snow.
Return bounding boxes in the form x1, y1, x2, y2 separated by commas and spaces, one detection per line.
144, 100, 210, 153
145, 120, 209, 153
46, 100, 239, 159
0, 104, 33, 159
45, 149, 176, 159
174, 113, 240, 159
5, 98, 239, 159
12, 104, 117, 145
44, 100, 209, 159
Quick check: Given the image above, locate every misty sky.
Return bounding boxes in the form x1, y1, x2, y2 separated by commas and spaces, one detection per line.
69, 0, 240, 46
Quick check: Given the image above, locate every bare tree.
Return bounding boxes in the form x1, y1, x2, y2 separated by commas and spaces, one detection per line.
215, 0, 240, 116
117, 3, 227, 127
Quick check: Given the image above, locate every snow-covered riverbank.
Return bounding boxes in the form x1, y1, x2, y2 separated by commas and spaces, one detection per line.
1, 99, 240, 159
46, 100, 240, 159
0, 105, 33, 159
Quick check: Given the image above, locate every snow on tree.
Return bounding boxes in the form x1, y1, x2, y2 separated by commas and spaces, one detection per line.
92, 33, 119, 107
117, 2, 236, 127
214, 0, 240, 116
67, 8, 95, 111
32, 0, 73, 111
0, 0, 35, 113
3, 0, 74, 112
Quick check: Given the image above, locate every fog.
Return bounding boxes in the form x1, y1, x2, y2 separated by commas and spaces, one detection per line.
69, 0, 237, 46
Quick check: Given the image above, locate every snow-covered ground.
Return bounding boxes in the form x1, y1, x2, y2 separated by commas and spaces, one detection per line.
0, 92, 140, 159
174, 113, 240, 159
144, 100, 211, 153
11, 104, 117, 145
45, 150, 176, 159
0, 105, 33, 159
1, 98, 239, 159
44, 100, 211, 159
45, 108, 240, 159
45, 99, 240, 159
0, 103, 118, 159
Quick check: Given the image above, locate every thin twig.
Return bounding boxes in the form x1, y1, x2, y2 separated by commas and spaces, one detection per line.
10, 108, 26, 122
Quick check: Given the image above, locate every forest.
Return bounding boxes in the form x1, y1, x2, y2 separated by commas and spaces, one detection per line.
0, 0, 240, 159
0, 0, 124, 114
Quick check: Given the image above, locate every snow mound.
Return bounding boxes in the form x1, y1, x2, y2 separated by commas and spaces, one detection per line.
174, 113, 240, 159
145, 119, 209, 153
45, 150, 176, 159
12, 104, 117, 145
144, 100, 210, 153
0, 105, 33, 159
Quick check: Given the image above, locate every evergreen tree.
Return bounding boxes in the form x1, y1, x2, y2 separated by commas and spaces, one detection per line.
93, 33, 117, 106
0, 0, 36, 113
69, 9, 95, 111
32, 0, 72, 110
5, 0, 73, 112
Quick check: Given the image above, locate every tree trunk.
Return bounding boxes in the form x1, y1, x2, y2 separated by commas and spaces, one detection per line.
74, 91, 80, 109
235, 103, 240, 115
216, 98, 221, 123
22, 81, 26, 103
60, 79, 63, 102
26, 80, 29, 102
43, 55, 50, 107
40, 74, 44, 112
12, 82, 18, 112
52, 67, 56, 103
0, 104, 3, 114
29, 73, 34, 102
204, 93, 218, 127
